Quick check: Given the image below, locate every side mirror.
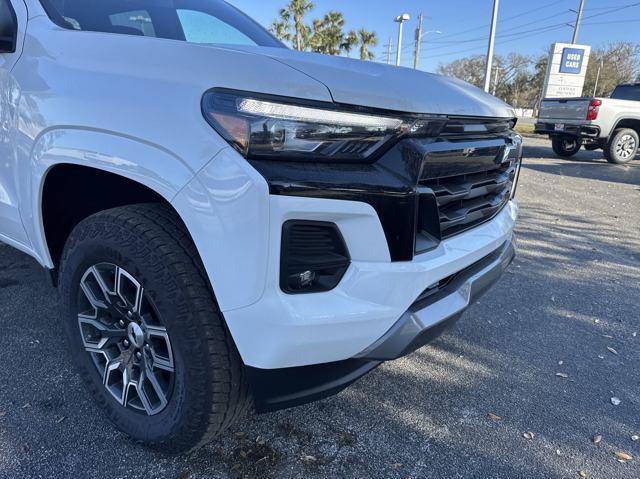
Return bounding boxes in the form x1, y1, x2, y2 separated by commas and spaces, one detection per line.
0, 0, 18, 54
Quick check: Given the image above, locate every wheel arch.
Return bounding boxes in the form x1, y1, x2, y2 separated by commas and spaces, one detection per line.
28, 128, 198, 270
612, 118, 640, 136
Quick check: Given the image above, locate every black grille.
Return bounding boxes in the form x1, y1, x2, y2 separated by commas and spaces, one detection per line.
422, 159, 516, 239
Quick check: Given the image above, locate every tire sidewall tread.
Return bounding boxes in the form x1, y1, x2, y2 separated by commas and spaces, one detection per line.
58, 203, 251, 453
605, 128, 639, 164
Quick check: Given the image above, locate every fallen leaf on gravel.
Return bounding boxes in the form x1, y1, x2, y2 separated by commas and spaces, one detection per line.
176, 472, 190, 479
487, 413, 501, 421
302, 454, 317, 464
607, 347, 619, 355
593, 435, 602, 446
523, 432, 535, 440
611, 397, 622, 406
614, 452, 633, 462
578, 471, 588, 478
556, 373, 569, 379
235, 432, 247, 439
632, 435, 639, 442
0, 411, 5, 417
255, 436, 266, 446
392, 463, 403, 469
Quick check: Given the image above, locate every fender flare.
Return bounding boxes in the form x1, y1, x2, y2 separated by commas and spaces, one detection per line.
25, 127, 200, 267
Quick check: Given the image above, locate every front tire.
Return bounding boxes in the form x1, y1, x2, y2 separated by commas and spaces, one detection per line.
59, 204, 251, 452
605, 128, 639, 164
551, 136, 582, 157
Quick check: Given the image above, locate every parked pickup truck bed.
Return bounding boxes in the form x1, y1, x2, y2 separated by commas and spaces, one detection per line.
535, 83, 640, 164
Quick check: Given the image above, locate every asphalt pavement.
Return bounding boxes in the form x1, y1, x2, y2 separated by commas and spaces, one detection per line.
0, 137, 638, 479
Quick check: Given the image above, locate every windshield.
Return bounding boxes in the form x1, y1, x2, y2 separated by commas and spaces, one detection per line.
38, 0, 283, 48
610, 85, 640, 101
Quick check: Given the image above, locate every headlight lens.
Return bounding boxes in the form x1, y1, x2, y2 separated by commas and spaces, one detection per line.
202, 90, 432, 161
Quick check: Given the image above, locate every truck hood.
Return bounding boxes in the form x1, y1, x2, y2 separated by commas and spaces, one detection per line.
224, 46, 515, 118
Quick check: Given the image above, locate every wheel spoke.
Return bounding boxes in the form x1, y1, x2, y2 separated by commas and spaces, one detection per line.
102, 358, 130, 406
79, 279, 108, 311
77, 262, 174, 416
116, 268, 143, 314
78, 315, 126, 352
138, 360, 169, 415
146, 325, 175, 372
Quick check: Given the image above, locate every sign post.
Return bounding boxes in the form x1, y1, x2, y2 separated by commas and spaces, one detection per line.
542, 43, 591, 99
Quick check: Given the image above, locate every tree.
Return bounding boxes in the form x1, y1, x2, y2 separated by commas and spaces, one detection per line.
343, 30, 358, 57
269, 2, 378, 59
583, 42, 640, 97
269, 0, 314, 50
357, 28, 378, 61
437, 55, 486, 89
310, 11, 349, 55
437, 54, 532, 101
290, 0, 314, 51
269, 9, 291, 43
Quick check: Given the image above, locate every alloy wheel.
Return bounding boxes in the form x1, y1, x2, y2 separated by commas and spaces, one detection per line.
77, 263, 174, 416
615, 134, 637, 160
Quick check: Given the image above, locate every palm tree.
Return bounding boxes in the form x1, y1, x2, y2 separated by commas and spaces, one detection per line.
310, 11, 346, 55
289, 0, 314, 51
357, 28, 378, 61
269, 9, 292, 43
341, 29, 358, 57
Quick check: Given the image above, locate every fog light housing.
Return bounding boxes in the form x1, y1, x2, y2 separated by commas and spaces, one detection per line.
280, 221, 350, 294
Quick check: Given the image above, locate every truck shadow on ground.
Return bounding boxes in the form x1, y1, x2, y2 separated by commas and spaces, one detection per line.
523, 143, 640, 187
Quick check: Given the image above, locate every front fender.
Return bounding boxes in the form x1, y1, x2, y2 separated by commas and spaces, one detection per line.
26, 127, 200, 266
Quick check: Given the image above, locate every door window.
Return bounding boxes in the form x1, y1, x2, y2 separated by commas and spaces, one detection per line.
177, 9, 255, 45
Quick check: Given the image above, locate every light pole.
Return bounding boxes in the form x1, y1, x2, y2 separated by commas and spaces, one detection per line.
492, 67, 502, 96
593, 58, 604, 96
394, 13, 410, 67
571, 0, 586, 44
483, 0, 500, 93
414, 29, 441, 70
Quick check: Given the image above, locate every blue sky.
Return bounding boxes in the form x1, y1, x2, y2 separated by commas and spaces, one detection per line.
228, 0, 640, 71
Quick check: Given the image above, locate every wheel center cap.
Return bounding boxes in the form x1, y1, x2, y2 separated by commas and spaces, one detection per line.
127, 322, 145, 348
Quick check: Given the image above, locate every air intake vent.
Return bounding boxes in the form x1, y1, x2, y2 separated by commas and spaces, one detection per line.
280, 221, 350, 294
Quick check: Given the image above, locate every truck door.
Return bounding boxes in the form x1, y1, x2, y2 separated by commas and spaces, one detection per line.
0, 0, 29, 246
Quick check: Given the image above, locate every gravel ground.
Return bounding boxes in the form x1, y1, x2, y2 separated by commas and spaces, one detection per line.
0, 137, 638, 479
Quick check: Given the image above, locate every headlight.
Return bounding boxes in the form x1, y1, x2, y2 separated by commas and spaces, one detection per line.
202, 89, 436, 161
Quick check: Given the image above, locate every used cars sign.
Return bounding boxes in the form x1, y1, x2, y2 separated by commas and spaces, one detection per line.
542, 43, 591, 98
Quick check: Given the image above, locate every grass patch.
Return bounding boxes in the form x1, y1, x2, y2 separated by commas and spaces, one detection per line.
515, 123, 536, 135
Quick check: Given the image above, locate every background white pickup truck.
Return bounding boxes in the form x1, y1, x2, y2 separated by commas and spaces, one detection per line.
535, 83, 640, 164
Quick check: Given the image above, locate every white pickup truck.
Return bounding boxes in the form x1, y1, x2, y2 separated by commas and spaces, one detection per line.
535, 83, 640, 164
1, 0, 521, 452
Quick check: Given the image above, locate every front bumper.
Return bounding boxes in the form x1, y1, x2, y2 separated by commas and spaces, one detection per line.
249, 234, 516, 412
224, 198, 518, 370
357, 237, 516, 360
